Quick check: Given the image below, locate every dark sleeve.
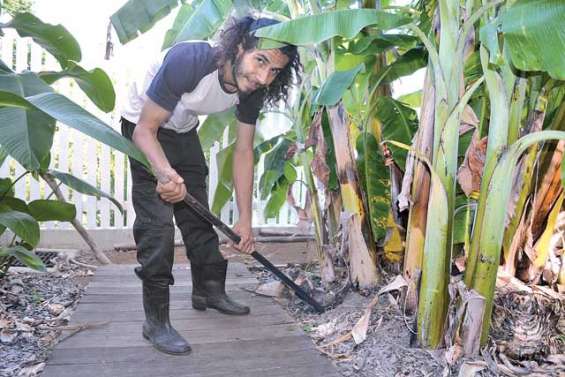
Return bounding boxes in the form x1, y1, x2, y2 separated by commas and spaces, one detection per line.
235, 89, 266, 124
146, 43, 215, 112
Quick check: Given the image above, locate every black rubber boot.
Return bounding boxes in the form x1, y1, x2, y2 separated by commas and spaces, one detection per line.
142, 282, 192, 355
191, 261, 250, 315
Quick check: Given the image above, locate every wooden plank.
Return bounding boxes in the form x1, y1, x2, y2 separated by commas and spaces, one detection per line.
70, 304, 283, 323
55, 322, 302, 349
42, 351, 338, 377
61, 315, 294, 336
41, 262, 339, 377
46, 335, 314, 365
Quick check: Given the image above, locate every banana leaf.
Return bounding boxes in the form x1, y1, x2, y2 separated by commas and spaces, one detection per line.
39, 63, 115, 113
0, 245, 45, 272
161, 0, 232, 49
356, 133, 390, 241
110, 0, 180, 44
3, 12, 81, 67
47, 170, 123, 213
372, 96, 419, 170
500, 0, 565, 80
0, 204, 39, 247
255, 9, 412, 47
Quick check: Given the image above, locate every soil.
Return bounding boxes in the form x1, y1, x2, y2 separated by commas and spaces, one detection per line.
0, 261, 92, 377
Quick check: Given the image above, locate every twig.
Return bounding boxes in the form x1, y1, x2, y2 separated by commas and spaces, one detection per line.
69, 258, 97, 270
41, 173, 111, 265
0, 288, 18, 297
57, 321, 110, 343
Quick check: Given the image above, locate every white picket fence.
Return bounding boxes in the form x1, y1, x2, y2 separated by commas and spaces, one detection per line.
0, 30, 304, 232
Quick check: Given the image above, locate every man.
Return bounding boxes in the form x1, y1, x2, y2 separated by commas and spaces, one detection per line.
120, 16, 301, 355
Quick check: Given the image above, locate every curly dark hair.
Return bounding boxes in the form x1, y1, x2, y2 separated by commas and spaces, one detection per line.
214, 16, 302, 107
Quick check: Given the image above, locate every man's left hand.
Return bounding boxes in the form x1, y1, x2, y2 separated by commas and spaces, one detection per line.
231, 221, 255, 254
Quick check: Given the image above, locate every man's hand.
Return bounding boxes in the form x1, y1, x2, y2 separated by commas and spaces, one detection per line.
156, 168, 187, 203
231, 220, 255, 254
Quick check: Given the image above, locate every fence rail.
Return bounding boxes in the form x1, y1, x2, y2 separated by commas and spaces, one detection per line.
0, 30, 304, 231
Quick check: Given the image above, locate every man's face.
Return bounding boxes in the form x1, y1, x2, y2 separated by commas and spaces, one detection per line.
234, 47, 290, 93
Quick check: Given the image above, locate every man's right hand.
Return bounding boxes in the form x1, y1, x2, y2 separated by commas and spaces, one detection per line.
156, 168, 187, 203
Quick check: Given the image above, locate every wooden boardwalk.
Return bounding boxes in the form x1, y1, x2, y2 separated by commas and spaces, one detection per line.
42, 263, 340, 377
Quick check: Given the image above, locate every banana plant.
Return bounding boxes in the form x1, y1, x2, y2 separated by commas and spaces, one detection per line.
0, 10, 150, 270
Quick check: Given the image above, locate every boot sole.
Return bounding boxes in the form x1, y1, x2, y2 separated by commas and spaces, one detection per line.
142, 331, 192, 355
192, 301, 250, 315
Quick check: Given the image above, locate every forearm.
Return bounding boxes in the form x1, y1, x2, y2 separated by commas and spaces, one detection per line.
233, 148, 254, 224
132, 125, 171, 178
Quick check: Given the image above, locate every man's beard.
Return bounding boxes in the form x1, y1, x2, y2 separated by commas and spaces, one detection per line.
232, 54, 265, 93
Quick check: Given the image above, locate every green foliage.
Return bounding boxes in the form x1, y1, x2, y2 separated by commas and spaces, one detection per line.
259, 138, 293, 199
501, 0, 565, 80
0, 204, 39, 247
255, 9, 412, 46
48, 170, 123, 213
5, 12, 80, 66
356, 133, 390, 241
0, 245, 45, 272
198, 109, 237, 152
39, 63, 116, 113
110, 0, 180, 44
371, 96, 419, 170
161, 0, 232, 49
314, 64, 365, 106
1, 0, 34, 17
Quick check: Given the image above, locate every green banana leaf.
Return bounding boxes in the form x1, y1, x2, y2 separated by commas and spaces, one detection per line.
0, 59, 12, 73
0, 178, 14, 198
501, 0, 565, 80
110, 0, 180, 44
161, 0, 232, 49
39, 63, 115, 113
211, 142, 235, 214
372, 96, 418, 169
314, 64, 365, 106
0, 245, 45, 272
382, 46, 427, 83
0, 83, 149, 170
356, 133, 390, 241
255, 9, 412, 46
259, 138, 293, 199
350, 33, 418, 55
0, 204, 39, 247
27, 199, 76, 222
162, 2, 198, 50
198, 109, 237, 152
264, 177, 290, 219
3, 12, 81, 67
397, 90, 422, 108
0, 72, 55, 170
47, 170, 123, 213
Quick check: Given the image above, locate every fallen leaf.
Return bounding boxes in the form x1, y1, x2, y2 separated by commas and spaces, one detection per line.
377, 275, 408, 296
314, 320, 337, 339
351, 309, 371, 345
47, 304, 65, 316
254, 281, 285, 297
0, 329, 17, 345
17, 362, 45, 377
458, 361, 487, 377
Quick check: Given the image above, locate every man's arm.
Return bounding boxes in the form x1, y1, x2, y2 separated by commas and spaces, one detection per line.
231, 121, 256, 253
133, 98, 186, 203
